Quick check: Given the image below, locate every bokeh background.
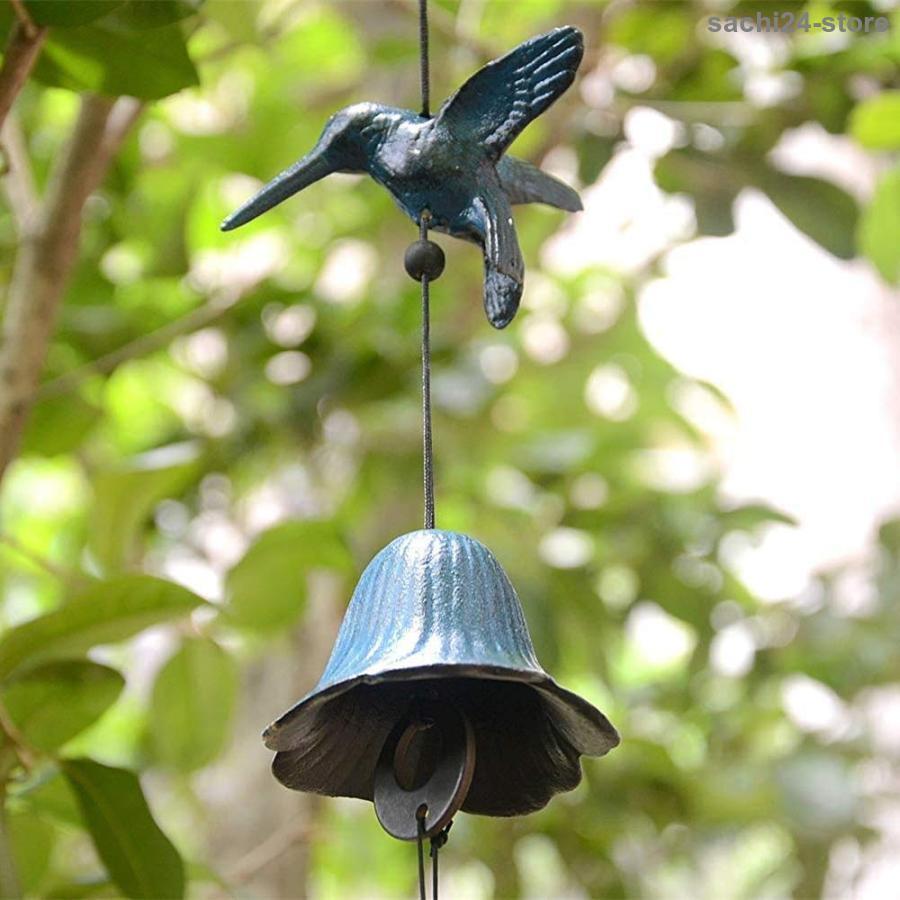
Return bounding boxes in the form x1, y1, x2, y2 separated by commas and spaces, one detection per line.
1, 0, 900, 897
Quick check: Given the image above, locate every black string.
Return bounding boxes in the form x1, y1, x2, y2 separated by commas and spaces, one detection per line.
417, 5, 447, 895
432, 842, 439, 900
416, 818, 451, 900
419, 0, 435, 531
420, 216, 435, 531
418, 16, 439, 898
418, 0, 430, 117
417, 816, 427, 900
431, 823, 451, 900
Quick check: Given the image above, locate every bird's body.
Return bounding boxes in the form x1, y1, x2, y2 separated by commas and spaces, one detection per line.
222, 27, 585, 328
362, 106, 479, 226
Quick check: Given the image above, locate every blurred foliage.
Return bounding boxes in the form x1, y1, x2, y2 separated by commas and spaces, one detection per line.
1, 0, 899, 897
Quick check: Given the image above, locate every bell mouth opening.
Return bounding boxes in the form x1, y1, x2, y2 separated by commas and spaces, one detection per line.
268, 673, 617, 817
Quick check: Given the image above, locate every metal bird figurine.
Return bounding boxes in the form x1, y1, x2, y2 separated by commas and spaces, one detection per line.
222, 27, 585, 328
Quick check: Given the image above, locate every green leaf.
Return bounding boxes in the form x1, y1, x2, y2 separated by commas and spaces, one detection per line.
150, 638, 238, 771
10, 767, 83, 828
22, 1, 125, 26
849, 92, 900, 150
20, 394, 102, 458
1, 661, 124, 752
61, 759, 185, 900
755, 171, 858, 260
858, 165, 900, 283
654, 149, 739, 237
721, 503, 798, 532
115, 0, 204, 29
34, 19, 199, 100
275, 8, 363, 80
775, 752, 858, 835
225, 520, 352, 632
8, 812, 55, 894
879, 517, 900, 554
43, 877, 113, 899
670, 49, 741, 102
88, 443, 200, 572
0, 575, 205, 680
205, 0, 259, 41
607, 5, 693, 65
878, 517, 900, 602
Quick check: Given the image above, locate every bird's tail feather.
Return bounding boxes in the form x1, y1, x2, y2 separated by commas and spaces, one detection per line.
484, 268, 522, 329
464, 195, 525, 329
498, 156, 583, 212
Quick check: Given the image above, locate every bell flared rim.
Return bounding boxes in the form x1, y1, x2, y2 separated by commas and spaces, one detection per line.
263, 528, 620, 816
264, 662, 619, 758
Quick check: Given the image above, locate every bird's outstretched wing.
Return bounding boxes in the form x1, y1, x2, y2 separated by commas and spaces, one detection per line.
435, 27, 584, 161
498, 156, 582, 211
462, 194, 525, 329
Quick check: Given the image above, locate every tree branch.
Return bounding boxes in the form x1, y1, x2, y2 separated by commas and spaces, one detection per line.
0, 94, 143, 487
0, 801, 21, 900
225, 819, 314, 884
0, 21, 47, 133
1, 111, 39, 234
38, 291, 242, 400
0, 531, 85, 584
9, 0, 38, 36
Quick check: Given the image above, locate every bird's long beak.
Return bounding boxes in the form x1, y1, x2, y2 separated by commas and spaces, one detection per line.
220, 148, 334, 231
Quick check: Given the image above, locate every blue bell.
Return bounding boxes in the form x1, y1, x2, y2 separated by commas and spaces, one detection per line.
265, 529, 618, 831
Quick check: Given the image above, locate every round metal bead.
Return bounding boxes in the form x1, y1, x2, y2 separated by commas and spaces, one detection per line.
404, 239, 445, 282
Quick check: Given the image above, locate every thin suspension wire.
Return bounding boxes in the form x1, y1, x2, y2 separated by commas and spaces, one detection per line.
431, 839, 440, 899
418, 0, 430, 117
420, 216, 435, 531
418, 0, 435, 530
416, 7, 449, 898
416, 817, 427, 900
416, 819, 449, 900
430, 824, 450, 900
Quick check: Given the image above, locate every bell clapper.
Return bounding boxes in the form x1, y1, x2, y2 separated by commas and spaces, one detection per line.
374, 699, 475, 842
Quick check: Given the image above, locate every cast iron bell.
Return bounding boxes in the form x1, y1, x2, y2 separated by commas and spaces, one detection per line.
265, 529, 618, 831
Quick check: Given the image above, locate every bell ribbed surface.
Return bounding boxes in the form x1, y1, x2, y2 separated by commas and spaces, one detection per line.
317, 529, 544, 684
264, 529, 619, 816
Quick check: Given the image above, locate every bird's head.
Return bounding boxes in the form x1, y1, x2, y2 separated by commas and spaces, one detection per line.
315, 103, 384, 169
221, 103, 383, 232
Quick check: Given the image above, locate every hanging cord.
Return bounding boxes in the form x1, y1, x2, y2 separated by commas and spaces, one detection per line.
417, 0, 437, 531
431, 823, 451, 900
418, 0, 430, 117
415, 8, 449, 896
432, 837, 440, 900
420, 215, 436, 531
416, 815, 451, 900
416, 815, 427, 900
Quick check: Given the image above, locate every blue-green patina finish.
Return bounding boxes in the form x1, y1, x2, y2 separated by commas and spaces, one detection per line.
264, 530, 618, 817
221, 27, 585, 329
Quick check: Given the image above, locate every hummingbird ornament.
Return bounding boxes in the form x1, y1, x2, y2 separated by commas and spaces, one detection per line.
222, 26, 585, 328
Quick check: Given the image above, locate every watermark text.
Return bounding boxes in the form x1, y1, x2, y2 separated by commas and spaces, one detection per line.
707, 12, 890, 33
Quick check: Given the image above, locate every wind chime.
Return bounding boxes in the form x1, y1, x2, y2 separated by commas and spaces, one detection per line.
222, 3, 619, 896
